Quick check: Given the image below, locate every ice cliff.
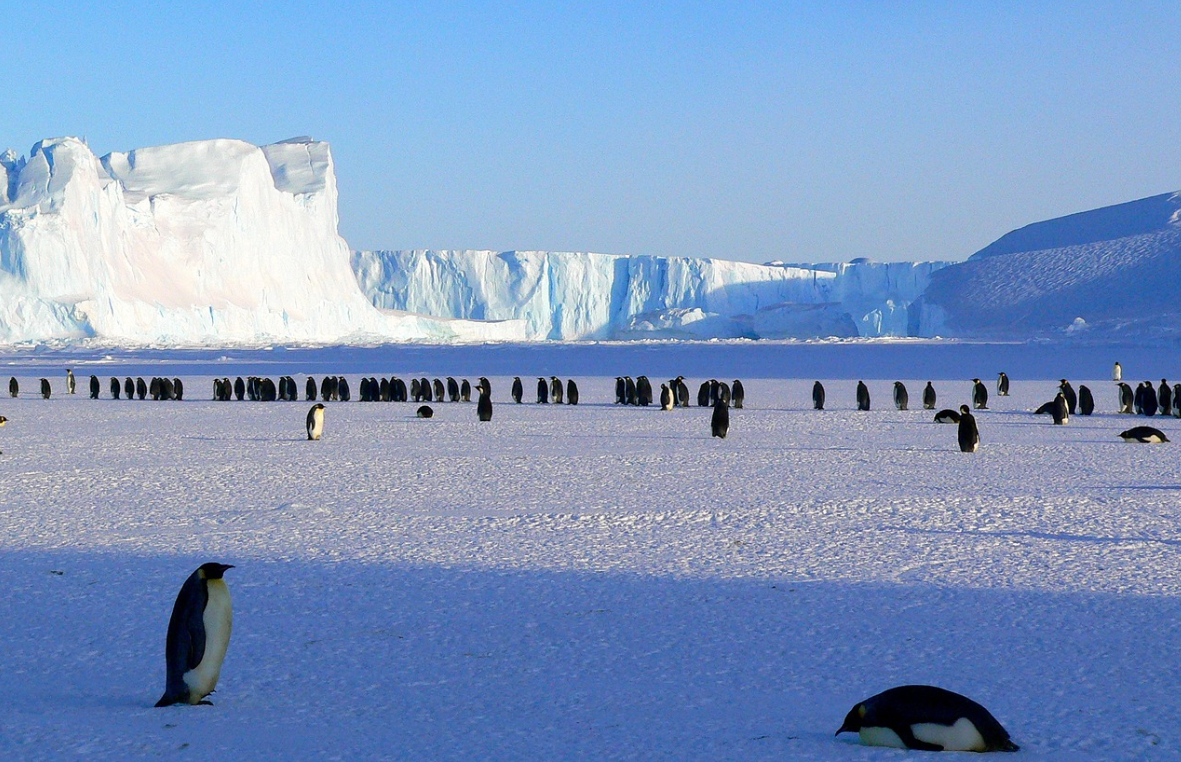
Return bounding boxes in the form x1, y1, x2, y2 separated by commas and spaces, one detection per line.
352, 250, 949, 340
0, 137, 522, 344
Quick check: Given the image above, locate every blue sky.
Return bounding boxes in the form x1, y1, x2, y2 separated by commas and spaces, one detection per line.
8, 2, 1179, 263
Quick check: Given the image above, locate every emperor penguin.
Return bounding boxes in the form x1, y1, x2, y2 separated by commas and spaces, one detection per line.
1174, 384, 1181, 418
856, 381, 870, 411
997, 372, 1010, 396
922, 382, 936, 410
1059, 380, 1077, 415
174, 378, 184, 401
432, 378, 445, 402
89, 375, 100, 399
624, 377, 636, 405
416, 405, 434, 418
934, 408, 961, 424
537, 377, 549, 404
1141, 382, 1158, 417
110, 377, 120, 399
893, 382, 909, 411
124, 377, 134, 400
66, 369, 76, 395
957, 405, 980, 452
711, 398, 729, 438
615, 377, 626, 404
660, 383, 673, 411
1113, 361, 1123, 382
1159, 380, 1172, 417
637, 377, 653, 406
677, 378, 690, 407
306, 403, 326, 440
1078, 384, 1095, 415
836, 685, 1018, 752
1117, 382, 1134, 414
306, 377, 317, 401
566, 379, 579, 405
461, 379, 472, 402
447, 377, 460, 402
8, 377, 17, 398
512, 377, 524, 404
476, 380, 493, 422
136, 377, 148, 400
813, 381, 826, 410
40, 378, 51, 399
1051, 392, 1069, 425
550, 377, 563, 404
697, 381, 710, 407
1118, 426, 1169, 443
155, 562, 234, 707
338, 377, 351, 402
971, 379, 988, 409
732, 380, 745, 409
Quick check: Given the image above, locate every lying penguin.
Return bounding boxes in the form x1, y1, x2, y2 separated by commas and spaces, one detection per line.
837, 685, 1018, 752
1118, 426, 1169, 443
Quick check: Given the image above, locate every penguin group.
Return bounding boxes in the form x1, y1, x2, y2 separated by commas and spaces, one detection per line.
532, 376, 579, 405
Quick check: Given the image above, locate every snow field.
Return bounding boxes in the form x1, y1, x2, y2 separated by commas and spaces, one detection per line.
1, 352, 1180, 760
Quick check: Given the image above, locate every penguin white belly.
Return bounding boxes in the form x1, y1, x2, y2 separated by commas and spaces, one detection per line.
912, 717, 987, 751
184, 579, 232, 702
858, 726, 907, 749
308, 410, 324, 440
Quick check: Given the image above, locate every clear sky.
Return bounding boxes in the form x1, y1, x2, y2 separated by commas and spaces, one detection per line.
7, 1, 1179, 263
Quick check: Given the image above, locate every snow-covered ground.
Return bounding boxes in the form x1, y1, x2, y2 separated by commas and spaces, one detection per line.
1, 342, 1180, 761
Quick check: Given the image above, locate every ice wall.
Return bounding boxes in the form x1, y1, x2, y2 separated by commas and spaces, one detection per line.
0, 137, 523, 345
352, 249, 950, 340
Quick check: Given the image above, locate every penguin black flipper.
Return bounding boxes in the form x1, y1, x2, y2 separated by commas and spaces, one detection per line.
156, 571, 209, 707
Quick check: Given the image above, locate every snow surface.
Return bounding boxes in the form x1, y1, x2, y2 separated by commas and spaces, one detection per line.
2, 342, 1180, 761
0, 137, 523, 345
352, 250, 949, 341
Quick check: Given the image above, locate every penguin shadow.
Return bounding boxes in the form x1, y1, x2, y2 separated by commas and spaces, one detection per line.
182, 436, 275, 443
882, 524, 1181, 547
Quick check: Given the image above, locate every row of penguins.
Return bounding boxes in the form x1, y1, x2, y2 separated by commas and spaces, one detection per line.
7, 373, 186, 401
155, 560, 1019, 751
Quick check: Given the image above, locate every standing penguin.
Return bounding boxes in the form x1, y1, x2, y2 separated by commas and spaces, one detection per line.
1113, 361, 1123, 381
957, 405, 980, 452
997, 372, 1010, 396
8, 377, 17, 398
110, 377, 120, 399
697, 381, 710, 407
550, 377, 563, 404
338, 377, 351, 402
711, 399, 729, 438
136, 378, 148, 400
1159, 380, 1172, 417
306, 403, 325, 440
856, 381, 870, 411
732, 380, 745, 409
1142, 382, 1158, 417
447, 377, 460, 403
1051, 392, 1070, 425
1078, 384, 1095, 415
537, 377, 549, 404
461, 379, 472, 402
155, 563, 234, 707
566, 379, 579, 405
306, 377, 317, 401
40, 378, 51, 399
971, 379, 988, 410
1118, 382, 1135, 414
836, 685, 1018, 752
124, 377, 135, 399
1174, 384, 1181, 418
1059, 380, 1077, 415
66, 369, 76, 395
922, 382, 936, 409
512, 377, 524, 404
660, 383, 673, 411
615, 377, 626, 404
893, 382, 909, 411
677, 378, 690, 407
476, 380, 493, 422
89, 375, 100, 399
813, 381, 826, 410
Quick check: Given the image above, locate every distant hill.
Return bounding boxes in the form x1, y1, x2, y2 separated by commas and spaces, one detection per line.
921, 191, 1181, 340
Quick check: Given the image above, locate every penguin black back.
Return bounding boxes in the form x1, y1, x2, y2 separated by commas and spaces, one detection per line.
566, 379, 579, 405
89, 375, 100, 399
813, 381, 825, 410
731, 379, 745, 409
1078, 384, 1094, 416
711, 399, 729, 438
476, 382, 493, 422
837, 685, 1017, 752
416, 405, 434, 418
156, 562, 234, 707
537, 377, 548, 403
972, 379, 988, 409
893, 381, 908, 411
512, 377, 524, 403
957, 405, 979, 452
110, 376, 120, 399
7, 376, 16, 398
856, 381, 870, 411
922, 381, 936, 409
40, 378, 51, 399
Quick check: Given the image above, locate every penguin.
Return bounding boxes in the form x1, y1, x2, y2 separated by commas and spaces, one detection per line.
476, 381, 493, 422
697, 381, 710, 407
1113, 361, 1123, 382
433, 379, 445, 402
637, 377, 653, 406
1059, 380, 1077, 415
305, 377, 317, 401
708, 379, 719, 406
625, 377, 637, 406
615, 377, 626, 404
0, 414, 6, 426
416, 405, 434, 419
1118, 382, 1135, 414
1118, 426, 1169, 443
136, 377, 147, 400
359, 377, 372, 402
338, 377, 351, 402
161, 378, 175, 401
997, 372, 1010, 396
8, 376, 17, 398
322, 376, 334, 402
711, 398, 729, 439
957, 405, 979, 452
893, 382, 909, 411
64, 369, 75, 395
461, 379, 472, 402
1159, 380, 1172, 417
537, 377, 549, 404
379, 378, 391, 402
566, 379, 579, 405
922, 382, 936, 410
1078, 385, 1094, 416
1141, 382, 1158, 417
1174, 384, 1181, 419
174, 378, 184, 401
213, 379, 224, 401
306, 403, 325, 440
395, 377, 408, 402
717, 382, 731, 408
550, 377, 563, 405
677, 378, 690, 407
89, 375, 100, 399
40, 378, 51, 399
856, 381, 870, 411
447, 377, 460, 402
110, 377, 120, 399
836, 685, 1018, 752
155, 563, 234, 707
813, 381, 825, 410
732, 380, 745, 409
125, 377, 135, 399
934, 408, 961, 424
150, 377, 162, 401
261, 378, 277, 402
1051, 392, 1069, 425
478, 377, 491, 396
660, 383, 673, 411
971, 379, 988, 410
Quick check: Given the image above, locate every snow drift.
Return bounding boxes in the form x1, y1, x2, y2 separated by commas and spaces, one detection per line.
0, 137, 523, 345
920, 191, 1181, 339
352, 250, 948, 340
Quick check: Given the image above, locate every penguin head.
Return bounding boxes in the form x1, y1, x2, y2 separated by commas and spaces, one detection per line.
197, 562, 234, 580
836, 703, 867, 735
959, 404, 970, 414
312, 403, 325, 411
0, 415, 7, 426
